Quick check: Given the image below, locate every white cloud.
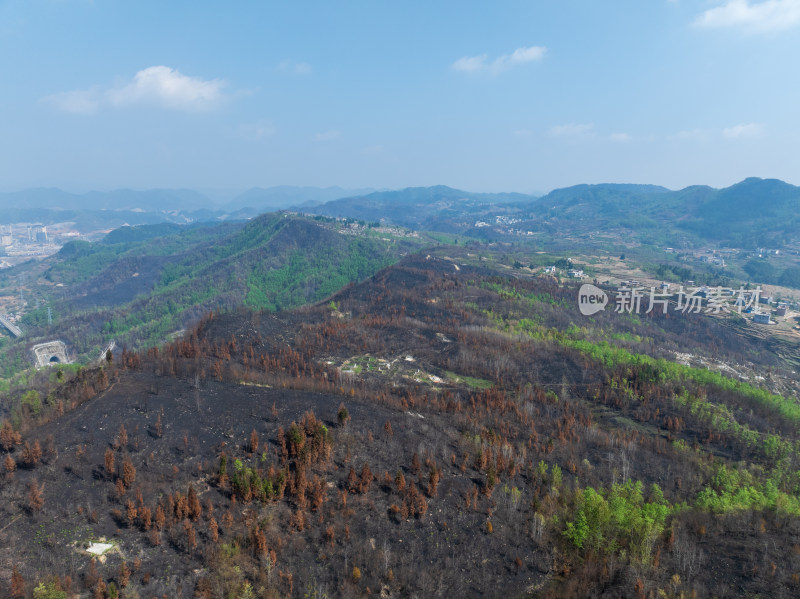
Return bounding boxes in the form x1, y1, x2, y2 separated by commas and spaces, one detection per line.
452, 55, 488, 73
693, 0, 800, 33
452, 45, 546, 75
42, 66, 227, 114
548, 123, 594, 138
315, 130, 341, 142
508, 46, 547, 64
106, 66, 225, 110
609, 132, 632, 142
278, 60, 312, 75
722, 122, 764, 138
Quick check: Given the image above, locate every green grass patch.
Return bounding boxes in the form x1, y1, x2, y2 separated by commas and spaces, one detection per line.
445, 370, 493, 389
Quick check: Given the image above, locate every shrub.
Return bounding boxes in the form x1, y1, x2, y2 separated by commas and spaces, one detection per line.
33, 580, 67, 599
337, 403, 350, 427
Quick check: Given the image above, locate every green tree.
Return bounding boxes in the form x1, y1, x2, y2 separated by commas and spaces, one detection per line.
565, 487, 610, 552
743, 258, 778, 284
337, 403, 350, 427
565, 481, 669, 564
33, 581, 67, 599
779, 265, 800, 289
21, 390, 41, 415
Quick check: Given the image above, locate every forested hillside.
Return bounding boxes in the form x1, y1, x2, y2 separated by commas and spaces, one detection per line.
0, 214, 417, 382
2, 252, 799, 597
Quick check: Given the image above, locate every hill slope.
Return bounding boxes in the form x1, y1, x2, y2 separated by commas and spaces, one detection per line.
2, 252, 800, 598
0, 214, 418, 378
312, 185, 538, 232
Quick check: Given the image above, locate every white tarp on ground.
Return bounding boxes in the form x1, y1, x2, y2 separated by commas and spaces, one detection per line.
86, 543, 113, 555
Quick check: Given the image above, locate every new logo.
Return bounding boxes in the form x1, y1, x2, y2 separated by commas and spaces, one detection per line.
578, 284, 608, 316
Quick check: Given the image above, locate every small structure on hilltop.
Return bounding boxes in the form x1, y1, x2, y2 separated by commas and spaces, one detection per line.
752, 313, 772, 325
31, 340, 71, 367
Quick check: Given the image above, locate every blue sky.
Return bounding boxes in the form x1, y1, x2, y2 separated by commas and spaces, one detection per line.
1, 0, 799, 196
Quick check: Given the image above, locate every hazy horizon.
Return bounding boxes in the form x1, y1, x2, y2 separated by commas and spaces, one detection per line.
0, 177, 796, 205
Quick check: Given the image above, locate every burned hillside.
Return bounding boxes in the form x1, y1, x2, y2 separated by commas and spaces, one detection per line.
2, 253, 800, 598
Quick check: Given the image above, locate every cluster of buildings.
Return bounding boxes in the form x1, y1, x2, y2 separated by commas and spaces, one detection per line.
473, 216, 535, 237
0, 224, 50, 247
676, 246, 795, 267
751, 295, 795, 324
542, 265, 585, 279
0, 224, 65, 268
0, 225, 52, 248
755, 248, 782, 258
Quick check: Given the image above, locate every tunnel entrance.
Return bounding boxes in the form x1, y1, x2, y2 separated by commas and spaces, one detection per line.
31, 341, 71, 368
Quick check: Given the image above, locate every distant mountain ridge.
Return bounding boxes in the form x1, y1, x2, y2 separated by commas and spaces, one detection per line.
539, 178, 800, 246
0, 185, 377, 214
227, 185, 375, 212
0, 186, 375, 232
0, 187, 214, 212
310, 185, 538, 231
309, 178, 800, 247
3, 178, 799, 247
